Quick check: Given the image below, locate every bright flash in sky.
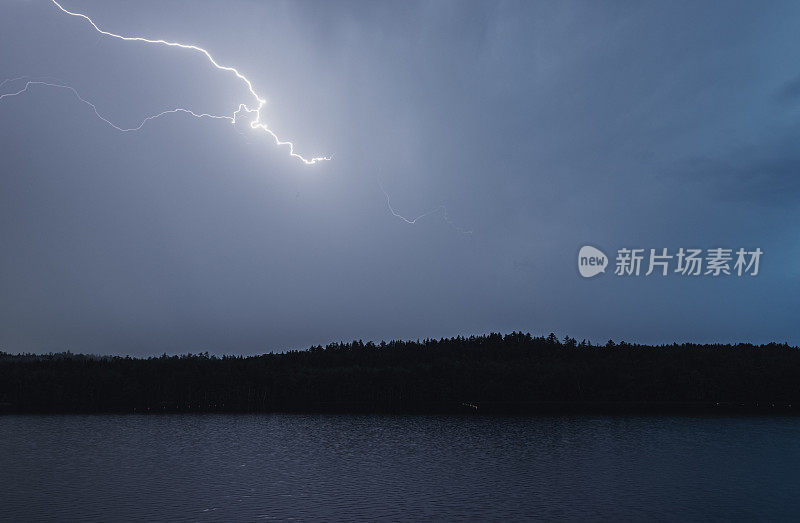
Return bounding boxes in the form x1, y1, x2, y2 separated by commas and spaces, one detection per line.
1, 1, 470, 232
2, 0, 332, 165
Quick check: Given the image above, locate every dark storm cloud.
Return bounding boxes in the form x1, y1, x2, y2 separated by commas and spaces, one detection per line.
775, 74, 800, 103
666, 127, 800, 204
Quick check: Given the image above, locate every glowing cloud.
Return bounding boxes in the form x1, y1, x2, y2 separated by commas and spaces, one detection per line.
1, 2, 472, 233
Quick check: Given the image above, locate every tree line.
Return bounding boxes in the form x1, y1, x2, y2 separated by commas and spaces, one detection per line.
1, 332, 799, 414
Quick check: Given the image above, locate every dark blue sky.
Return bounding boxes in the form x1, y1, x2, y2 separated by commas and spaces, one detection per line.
1, 0, 799, 355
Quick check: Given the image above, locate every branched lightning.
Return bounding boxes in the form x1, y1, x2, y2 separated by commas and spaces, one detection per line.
0, 80, 232, 131
0, 1, 331, 164
378, 178, 472, 235
2, 2, 473, 234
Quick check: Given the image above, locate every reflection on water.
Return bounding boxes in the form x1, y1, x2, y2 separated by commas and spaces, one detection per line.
1, 415, 799, 520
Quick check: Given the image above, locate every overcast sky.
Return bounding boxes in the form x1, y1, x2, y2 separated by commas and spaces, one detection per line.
1, 0, 799, 355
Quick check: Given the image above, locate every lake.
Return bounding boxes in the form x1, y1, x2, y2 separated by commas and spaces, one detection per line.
1, 414, 799, 520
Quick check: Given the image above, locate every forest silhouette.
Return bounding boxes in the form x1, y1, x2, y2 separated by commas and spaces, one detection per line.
2, 333, 799, 414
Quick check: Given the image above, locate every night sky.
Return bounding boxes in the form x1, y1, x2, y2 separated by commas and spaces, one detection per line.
1, 0, 799, 355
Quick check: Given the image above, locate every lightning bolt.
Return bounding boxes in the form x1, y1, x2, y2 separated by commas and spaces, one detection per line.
0, 80, 233, 131
378, 178, 472, 235
0, 0, 331, 165
2, 2, 473, 234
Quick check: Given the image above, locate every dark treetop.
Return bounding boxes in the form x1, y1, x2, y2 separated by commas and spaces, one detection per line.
2, 333, 799, 414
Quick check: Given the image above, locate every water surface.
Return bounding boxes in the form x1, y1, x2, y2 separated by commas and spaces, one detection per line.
1, 415, 798, 520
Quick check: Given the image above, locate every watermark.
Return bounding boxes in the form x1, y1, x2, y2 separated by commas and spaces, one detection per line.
578, 246, 608, 278
578, 246, 762, 278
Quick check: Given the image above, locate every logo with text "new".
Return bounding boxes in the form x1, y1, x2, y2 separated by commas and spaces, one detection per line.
578, 246, 608, 278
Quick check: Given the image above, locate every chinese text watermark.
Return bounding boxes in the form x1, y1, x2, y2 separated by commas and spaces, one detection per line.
579, 246, 762, 278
